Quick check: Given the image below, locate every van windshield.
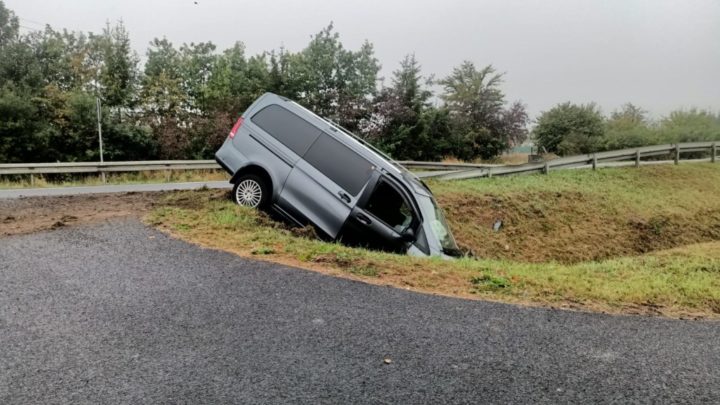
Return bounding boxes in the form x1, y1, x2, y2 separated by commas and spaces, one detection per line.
416, 195, 461, 256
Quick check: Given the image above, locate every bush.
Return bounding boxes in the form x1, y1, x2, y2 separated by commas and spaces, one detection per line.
534, 102, 604, 155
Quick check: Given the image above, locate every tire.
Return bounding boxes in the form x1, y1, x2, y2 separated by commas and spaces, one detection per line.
232, 174, 269, 208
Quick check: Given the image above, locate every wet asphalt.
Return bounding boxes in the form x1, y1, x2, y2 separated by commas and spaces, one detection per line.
0, 219, 718, 404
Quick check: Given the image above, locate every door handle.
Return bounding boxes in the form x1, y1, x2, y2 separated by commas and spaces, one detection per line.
355, 212, 371, 225
338, 191, 351, 203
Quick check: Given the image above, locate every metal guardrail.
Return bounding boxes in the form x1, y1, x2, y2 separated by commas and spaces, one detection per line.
0, 159, 498, 175
0, 160, 219, 175
0, 142, 717, 182
418, 141, 718, 180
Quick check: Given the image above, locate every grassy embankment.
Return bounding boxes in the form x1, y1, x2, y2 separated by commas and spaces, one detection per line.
146, 164, 720, 318
0, 170, 228, 189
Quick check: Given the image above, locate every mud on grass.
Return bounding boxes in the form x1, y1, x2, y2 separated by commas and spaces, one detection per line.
147, 187, 720, 319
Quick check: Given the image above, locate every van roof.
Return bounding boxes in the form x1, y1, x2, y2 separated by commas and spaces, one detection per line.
254, 92, 430, 197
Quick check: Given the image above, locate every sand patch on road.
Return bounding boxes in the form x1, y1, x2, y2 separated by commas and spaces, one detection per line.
0, 193, 160, 237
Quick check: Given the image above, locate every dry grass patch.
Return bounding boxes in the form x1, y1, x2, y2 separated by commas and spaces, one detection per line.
0, 169, 228, 189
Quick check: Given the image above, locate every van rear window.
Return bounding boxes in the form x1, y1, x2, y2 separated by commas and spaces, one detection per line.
304, 133, 374, 196
251, 104, 321, 156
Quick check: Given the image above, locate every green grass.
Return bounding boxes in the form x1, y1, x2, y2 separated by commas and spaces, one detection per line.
0, 170, 228, 189
432, 164, 720, 263
430, 164, 720, 215
146, 164, 720, 319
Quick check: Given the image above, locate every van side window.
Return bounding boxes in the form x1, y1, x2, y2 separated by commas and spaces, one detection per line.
251, 104, 321, 156
365, 180, 415, 233
303, 133, 374, 196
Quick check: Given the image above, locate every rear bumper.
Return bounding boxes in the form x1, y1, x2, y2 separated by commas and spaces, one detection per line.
215, 153, 233, 176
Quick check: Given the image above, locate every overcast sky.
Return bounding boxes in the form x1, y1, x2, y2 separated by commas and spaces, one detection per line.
7, 0, 720, 119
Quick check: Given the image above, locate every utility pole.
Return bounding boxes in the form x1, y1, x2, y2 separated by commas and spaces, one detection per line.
96, 96, 106, 183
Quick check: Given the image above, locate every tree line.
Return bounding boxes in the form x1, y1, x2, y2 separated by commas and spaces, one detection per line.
1, 1, 717, 164
0, 1, 527, 164
534, 102, 720, 156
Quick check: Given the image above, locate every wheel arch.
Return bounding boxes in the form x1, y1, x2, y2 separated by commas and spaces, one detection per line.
230, 164, 276, 202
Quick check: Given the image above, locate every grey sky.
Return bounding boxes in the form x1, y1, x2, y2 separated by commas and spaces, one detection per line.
7, 0, 720, 119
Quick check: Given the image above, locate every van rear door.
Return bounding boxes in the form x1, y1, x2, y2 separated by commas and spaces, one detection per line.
279, 132, 375, 239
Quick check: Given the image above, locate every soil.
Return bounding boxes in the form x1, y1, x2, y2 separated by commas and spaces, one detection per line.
0, 192, 162, 237
438, 191, 720, 264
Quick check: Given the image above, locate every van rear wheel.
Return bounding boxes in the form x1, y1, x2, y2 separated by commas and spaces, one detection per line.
232, 174, 269, 208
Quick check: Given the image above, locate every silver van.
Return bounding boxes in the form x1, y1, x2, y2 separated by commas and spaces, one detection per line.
215, 92, 461, 257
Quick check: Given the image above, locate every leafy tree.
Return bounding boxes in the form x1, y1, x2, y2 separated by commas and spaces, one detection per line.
608, 103, 648, 130
290, 23, 380, 129
440, 61, 528, 160
141, 38, 186, 119
77, 21, 140, 117
391, 53, 432, 111
658, 108, 720, 143
364, 54, 436, 159
178, 41, 217, 112
602, 103, 655, 150
242, 54, 272, 108
28, 27, 90, 92
97, 21, 139, 111
0, 36, 43, 92
533, 102, 605, 155
0, 86, 46, 162
0, 0, 18, 48
205, 42, 249, 112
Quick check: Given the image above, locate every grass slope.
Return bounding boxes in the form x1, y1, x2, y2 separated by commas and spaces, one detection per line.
147, 164, 720, 319
434, 164, 720, 263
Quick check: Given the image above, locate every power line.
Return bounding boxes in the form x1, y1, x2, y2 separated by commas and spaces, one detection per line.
17, 15, 96, 34
18, 16, 45, 26
18, 24, 41, 32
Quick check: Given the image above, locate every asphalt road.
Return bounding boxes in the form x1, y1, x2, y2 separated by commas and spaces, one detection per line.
0, 181, 231, 199
1, 220, 719, 404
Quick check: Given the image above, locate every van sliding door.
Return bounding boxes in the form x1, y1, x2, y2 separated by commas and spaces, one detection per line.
278, 132, 375, 239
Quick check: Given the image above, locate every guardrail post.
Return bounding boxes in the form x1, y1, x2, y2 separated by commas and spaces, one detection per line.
712, 143, 717, 163
543, 161, 550, 175
592, 154, 597, 171
674, 144, 680, 165
635, 150, 641, 168
30, 173, 35, 186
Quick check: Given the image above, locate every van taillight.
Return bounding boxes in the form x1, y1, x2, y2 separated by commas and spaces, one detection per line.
229, 117, 244, 139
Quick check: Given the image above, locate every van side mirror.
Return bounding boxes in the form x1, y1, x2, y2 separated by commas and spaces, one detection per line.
400, 227, 415, 242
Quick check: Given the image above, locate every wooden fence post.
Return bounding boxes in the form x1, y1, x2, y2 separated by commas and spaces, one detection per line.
635, 150, 641, 168
674, 144, 680, 165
